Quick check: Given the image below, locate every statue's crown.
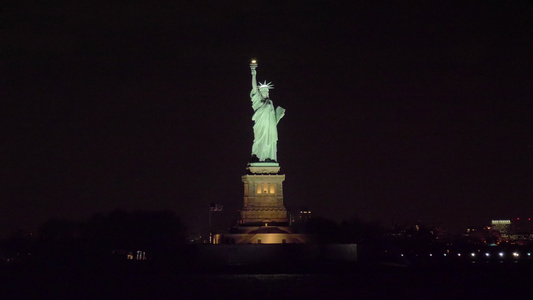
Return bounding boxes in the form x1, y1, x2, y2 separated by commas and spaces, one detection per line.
259, 81, 274, 90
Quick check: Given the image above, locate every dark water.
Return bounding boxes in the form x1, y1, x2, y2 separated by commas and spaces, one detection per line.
1, 263, 532, 299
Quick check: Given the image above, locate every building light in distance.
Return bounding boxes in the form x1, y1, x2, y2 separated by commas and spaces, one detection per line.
491, 220, 511, 225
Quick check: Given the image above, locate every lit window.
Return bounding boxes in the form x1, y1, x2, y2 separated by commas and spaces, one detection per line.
136, 250, 146, 260
270, 184, 275, 194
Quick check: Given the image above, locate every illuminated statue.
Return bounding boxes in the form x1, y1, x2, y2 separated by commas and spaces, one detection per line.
249, 60, 285, 162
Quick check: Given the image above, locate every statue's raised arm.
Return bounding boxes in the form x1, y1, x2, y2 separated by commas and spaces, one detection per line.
251, 66, 258, 95
248, 60, 285, 163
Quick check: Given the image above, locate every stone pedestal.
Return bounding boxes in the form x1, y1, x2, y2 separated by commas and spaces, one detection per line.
212, 162, 314, 244
240, 162, 288, 224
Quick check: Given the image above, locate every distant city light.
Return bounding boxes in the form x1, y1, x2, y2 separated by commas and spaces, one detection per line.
513, 252, 519, 257
471, 253, 475, 257
491, 220, 511, 225
499, 252, 504, 257
485, 253, 490, 257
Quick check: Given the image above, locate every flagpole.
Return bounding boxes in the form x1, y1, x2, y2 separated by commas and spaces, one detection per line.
209, 204, 212, 244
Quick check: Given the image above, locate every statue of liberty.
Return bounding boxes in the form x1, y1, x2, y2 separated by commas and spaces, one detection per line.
249, 60, 285, 162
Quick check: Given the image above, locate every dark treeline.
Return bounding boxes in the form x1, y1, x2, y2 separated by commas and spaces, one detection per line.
293, 217, 447, 262
0, 209, 187, 266
294, 217, 387, 244
3, 212, 532, 267
294, 216, 448, 244
297, 216, 533, 265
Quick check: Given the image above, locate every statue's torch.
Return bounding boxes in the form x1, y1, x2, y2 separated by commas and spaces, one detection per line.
250, 59, 257, 70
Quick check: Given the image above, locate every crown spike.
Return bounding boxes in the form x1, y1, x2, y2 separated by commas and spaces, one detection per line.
259, 81, 274, 90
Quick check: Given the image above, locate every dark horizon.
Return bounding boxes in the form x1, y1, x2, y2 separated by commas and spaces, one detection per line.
2, 1, 533, 238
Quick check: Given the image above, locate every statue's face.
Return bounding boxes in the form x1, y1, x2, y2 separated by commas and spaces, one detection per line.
260, 88, 269, 98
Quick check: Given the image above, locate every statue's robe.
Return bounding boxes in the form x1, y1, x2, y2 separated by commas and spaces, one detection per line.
250, 91, 284, 161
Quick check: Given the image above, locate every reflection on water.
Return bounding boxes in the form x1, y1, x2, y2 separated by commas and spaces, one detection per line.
214, 273, 326, 280
2, 265, 532, 299
169, 265, 533, 300
177, 273, 354, 299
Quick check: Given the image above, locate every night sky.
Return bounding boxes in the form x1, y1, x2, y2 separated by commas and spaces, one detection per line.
2, 1, 533, 237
